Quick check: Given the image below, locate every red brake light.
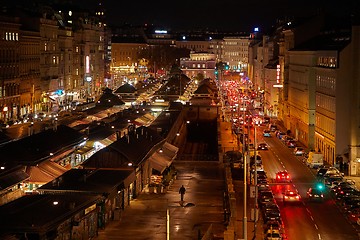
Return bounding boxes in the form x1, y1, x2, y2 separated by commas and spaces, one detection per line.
286, 175, 290, 179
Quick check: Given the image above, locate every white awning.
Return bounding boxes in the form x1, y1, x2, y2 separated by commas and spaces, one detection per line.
149, 151, 173, 174
162, 142, 179, 160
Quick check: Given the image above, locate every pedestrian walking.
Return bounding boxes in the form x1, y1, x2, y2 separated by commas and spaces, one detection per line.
179, 185, 186, 201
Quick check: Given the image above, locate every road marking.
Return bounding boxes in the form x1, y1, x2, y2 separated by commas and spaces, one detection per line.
314, 224, 318, 229
318, 233, 322, 239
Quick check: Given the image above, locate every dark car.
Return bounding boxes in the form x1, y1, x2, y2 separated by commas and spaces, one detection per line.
262, 202, 281, 223
264, 220, 282, 233
307, 187, 324, 201
258, 143, 269, 150
259, 191, 275, 206
342, 197, 360, 211
250, 155, 262, 166
336, 187, 359, 200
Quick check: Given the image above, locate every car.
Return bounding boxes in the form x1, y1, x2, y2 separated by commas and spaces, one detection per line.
307, 187, 324, 201
258, 143, 269, 150
250, 155, 262, 166
294, 147, 305, 156
347, 208, 360, 224
252, 163, 264, 173
258, 183, 272, 193
265, 229, 283, 240
264, 220, 282, 233
276, 171, 291, 183
259, 191, 275, 206
324, 175, 344, 188
335, 187, 359, 200
317, 167, 342, 178
283, 190, 301, 204
276, 131, 286, 139
262, 203, 281, 223
342, 197, 360, 211
287, 140, 297, 148
263, 130, 271, 137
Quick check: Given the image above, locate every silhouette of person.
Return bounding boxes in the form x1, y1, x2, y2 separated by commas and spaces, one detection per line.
179, 185, 186, 201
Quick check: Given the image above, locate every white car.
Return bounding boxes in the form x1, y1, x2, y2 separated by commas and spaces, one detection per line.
294, 147, 305, 156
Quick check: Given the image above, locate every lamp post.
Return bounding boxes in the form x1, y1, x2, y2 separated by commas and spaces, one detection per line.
242, 99, 247, 240
253, 121, 259, 239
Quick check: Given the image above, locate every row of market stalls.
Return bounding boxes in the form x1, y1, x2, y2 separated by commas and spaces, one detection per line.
0, 107, 182, 239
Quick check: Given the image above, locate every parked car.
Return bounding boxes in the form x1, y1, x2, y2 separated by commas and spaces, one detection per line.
287, 140, 297, 148
262, 202, 281, 220
324, 175, 344, 188
294, 147, 305, 156
265, 229, 283, 240
259, 191, 275, 206
347, 208, 360, 224
264, 220, 282, 233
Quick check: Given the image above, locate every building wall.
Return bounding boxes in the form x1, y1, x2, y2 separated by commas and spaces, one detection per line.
19, 30, 41, 116
314, 51, 338, 166
0, 16, 21, 122
288, 51, 316, 151
222, 37, 250, 73
176, 40, 210, 52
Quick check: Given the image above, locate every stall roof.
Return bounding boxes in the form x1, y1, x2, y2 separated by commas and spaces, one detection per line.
38, 169, 135, 194
0, 194, 103, 234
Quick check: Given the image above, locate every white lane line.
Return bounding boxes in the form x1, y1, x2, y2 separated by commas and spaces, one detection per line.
306, 208, 311, 214
314, 223, 318, 229
318, 233, 322, 239
310, 215, 315, 221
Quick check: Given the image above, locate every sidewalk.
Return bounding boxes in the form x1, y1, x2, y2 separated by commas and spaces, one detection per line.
95, 161, 226, 240
219, 121, 265, 240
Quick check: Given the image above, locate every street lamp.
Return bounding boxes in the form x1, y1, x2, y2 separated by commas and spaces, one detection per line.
241, 99, 247, 240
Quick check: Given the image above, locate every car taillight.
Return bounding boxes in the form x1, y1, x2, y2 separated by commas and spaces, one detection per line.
286, 176, 290, 179
320, 194, 324, 197
296, 196, 300, 199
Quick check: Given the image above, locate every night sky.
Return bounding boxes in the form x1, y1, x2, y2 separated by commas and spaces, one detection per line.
77, 0, 358, 32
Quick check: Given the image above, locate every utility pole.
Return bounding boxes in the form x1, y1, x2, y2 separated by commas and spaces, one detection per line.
242, 99, 247, 240
253, 123, 258, 239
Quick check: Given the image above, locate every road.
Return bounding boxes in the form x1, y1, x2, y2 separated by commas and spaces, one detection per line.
254, 125, 359, 240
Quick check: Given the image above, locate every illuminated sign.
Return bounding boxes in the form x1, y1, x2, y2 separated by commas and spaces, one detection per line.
85, 204, 97, 215
155, 30, 167, 34
273, 84, 283, 88
276, 64, 280, 84
86, 56, 90, 74
86, 76, 92, 82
